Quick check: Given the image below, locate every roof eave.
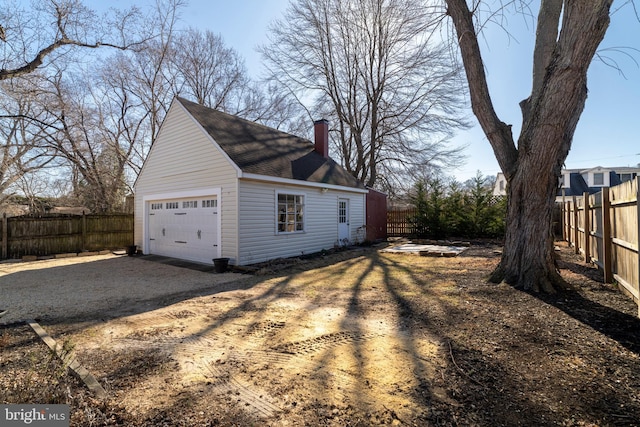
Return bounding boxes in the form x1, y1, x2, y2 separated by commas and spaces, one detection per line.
240, 172, 368, 194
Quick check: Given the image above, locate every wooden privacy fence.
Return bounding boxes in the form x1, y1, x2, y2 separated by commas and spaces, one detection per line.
561, 177, 640, 315
387, 208, 417, 237
1, 213, 134, 259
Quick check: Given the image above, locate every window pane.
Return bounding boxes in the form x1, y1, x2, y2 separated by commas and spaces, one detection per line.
593, 173, 604, 186
277, 193, 304, 233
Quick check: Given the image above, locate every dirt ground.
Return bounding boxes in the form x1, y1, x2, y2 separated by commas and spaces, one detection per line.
1, 242, 640, 426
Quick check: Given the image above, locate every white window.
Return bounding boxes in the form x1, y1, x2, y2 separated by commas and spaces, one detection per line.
182, 200, 197, 208
593, 172, 604, 186
277, 193, 304, 233
202, 199, 217, 208
166, 202, 179, 209
151, 203, 163, 210
338, 200, 347, 224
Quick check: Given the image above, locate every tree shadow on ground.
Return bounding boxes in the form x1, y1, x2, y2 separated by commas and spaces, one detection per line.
536, 285, 640, 355
376, 252, 580, 426
4, 245, 640, 426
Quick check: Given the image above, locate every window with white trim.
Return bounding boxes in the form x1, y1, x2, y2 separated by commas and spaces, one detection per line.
277, 193, 304, 233
151, 203, 163, 210
166, 202, 179, 209
182, 200, 197, 208
202, 199, 217, 208
593, 172, 604, 186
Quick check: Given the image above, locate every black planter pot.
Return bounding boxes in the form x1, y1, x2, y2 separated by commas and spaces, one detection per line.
126, 245, 137, 256
213, 257, 230, 273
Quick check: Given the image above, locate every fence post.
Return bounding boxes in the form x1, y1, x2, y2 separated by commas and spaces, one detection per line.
560, 187, 567, 242
636, 177, 640, 317
2, 213, 7, 259
564, 202, 571, 247
583, 192, 590, 263
567, 200, 572, 243
562, 202, 571, 244
602, 187, 613, 284
573, 195, 579, 254
81, 211, 87, 251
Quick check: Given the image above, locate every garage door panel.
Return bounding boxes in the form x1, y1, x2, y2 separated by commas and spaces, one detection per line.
147, 196, 219, 263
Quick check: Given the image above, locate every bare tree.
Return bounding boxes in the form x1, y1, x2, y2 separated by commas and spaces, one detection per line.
247, 82, 310, 136
445, 0, 615, 292
31, 68, 133, 213
261, 0, 469, 189
0, 79, 56, 205
0, 0, 141, 80
125, 0, 186, 143
171, 29, 248, 111
169, 27, 308, 134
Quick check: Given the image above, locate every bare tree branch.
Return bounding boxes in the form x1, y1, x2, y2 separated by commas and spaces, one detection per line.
445, 0, 518, 179
0, 0, 143, 81
262, 0, 469, 189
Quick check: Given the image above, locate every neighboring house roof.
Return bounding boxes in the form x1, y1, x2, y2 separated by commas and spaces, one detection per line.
177, 97, 364, 190
560, 171, 622, 197
561, 172, 590, 196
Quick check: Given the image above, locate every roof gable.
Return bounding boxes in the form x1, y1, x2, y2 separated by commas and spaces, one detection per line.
177, 97, 364, 189
580, 166, 611, 173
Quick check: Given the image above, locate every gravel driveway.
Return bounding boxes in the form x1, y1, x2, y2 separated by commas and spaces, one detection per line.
0, 253, 244, 324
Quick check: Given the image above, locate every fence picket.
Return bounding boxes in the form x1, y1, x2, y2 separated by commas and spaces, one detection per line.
602, 188, 613, 284
583, 192, 590, 263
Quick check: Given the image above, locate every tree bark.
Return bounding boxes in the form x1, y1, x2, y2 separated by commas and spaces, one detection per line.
446, 0, 613, 292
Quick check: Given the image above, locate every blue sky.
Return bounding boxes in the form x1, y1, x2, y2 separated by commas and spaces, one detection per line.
92, 1, 640, 181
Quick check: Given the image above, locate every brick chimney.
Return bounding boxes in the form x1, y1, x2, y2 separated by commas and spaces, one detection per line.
314, 119, 329, 158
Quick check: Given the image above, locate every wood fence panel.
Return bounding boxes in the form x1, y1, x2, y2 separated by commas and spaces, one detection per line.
7, 216, 83, 258
562, 178, 639, 315
575, 195, 586, 256
84, 214, 134, 251
1, 213, 134, 259
588, 192, 604, 269
387, 209, 416, 237
609, 179, 639, 302
565, 201, 576, 249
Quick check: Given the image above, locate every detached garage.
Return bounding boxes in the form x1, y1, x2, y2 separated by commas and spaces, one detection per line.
134, 97, 368, 266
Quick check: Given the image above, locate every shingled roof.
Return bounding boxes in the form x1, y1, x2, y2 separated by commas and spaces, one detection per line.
177, 97, 364, 190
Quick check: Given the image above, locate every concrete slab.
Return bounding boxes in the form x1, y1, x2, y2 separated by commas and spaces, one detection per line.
381, 243, 468, 257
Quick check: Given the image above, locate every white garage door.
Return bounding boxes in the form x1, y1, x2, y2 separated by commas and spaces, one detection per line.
147, 196, 219, 264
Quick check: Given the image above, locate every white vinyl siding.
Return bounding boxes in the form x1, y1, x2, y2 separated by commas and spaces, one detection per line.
237, 179, 365, 265
134, 101, 239, 262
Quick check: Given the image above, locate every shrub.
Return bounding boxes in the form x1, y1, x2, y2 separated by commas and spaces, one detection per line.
408, 173, 505, 239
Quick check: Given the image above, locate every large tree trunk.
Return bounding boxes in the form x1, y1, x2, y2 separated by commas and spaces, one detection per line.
490, 157, 568, 293
446, 0, 613, 292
